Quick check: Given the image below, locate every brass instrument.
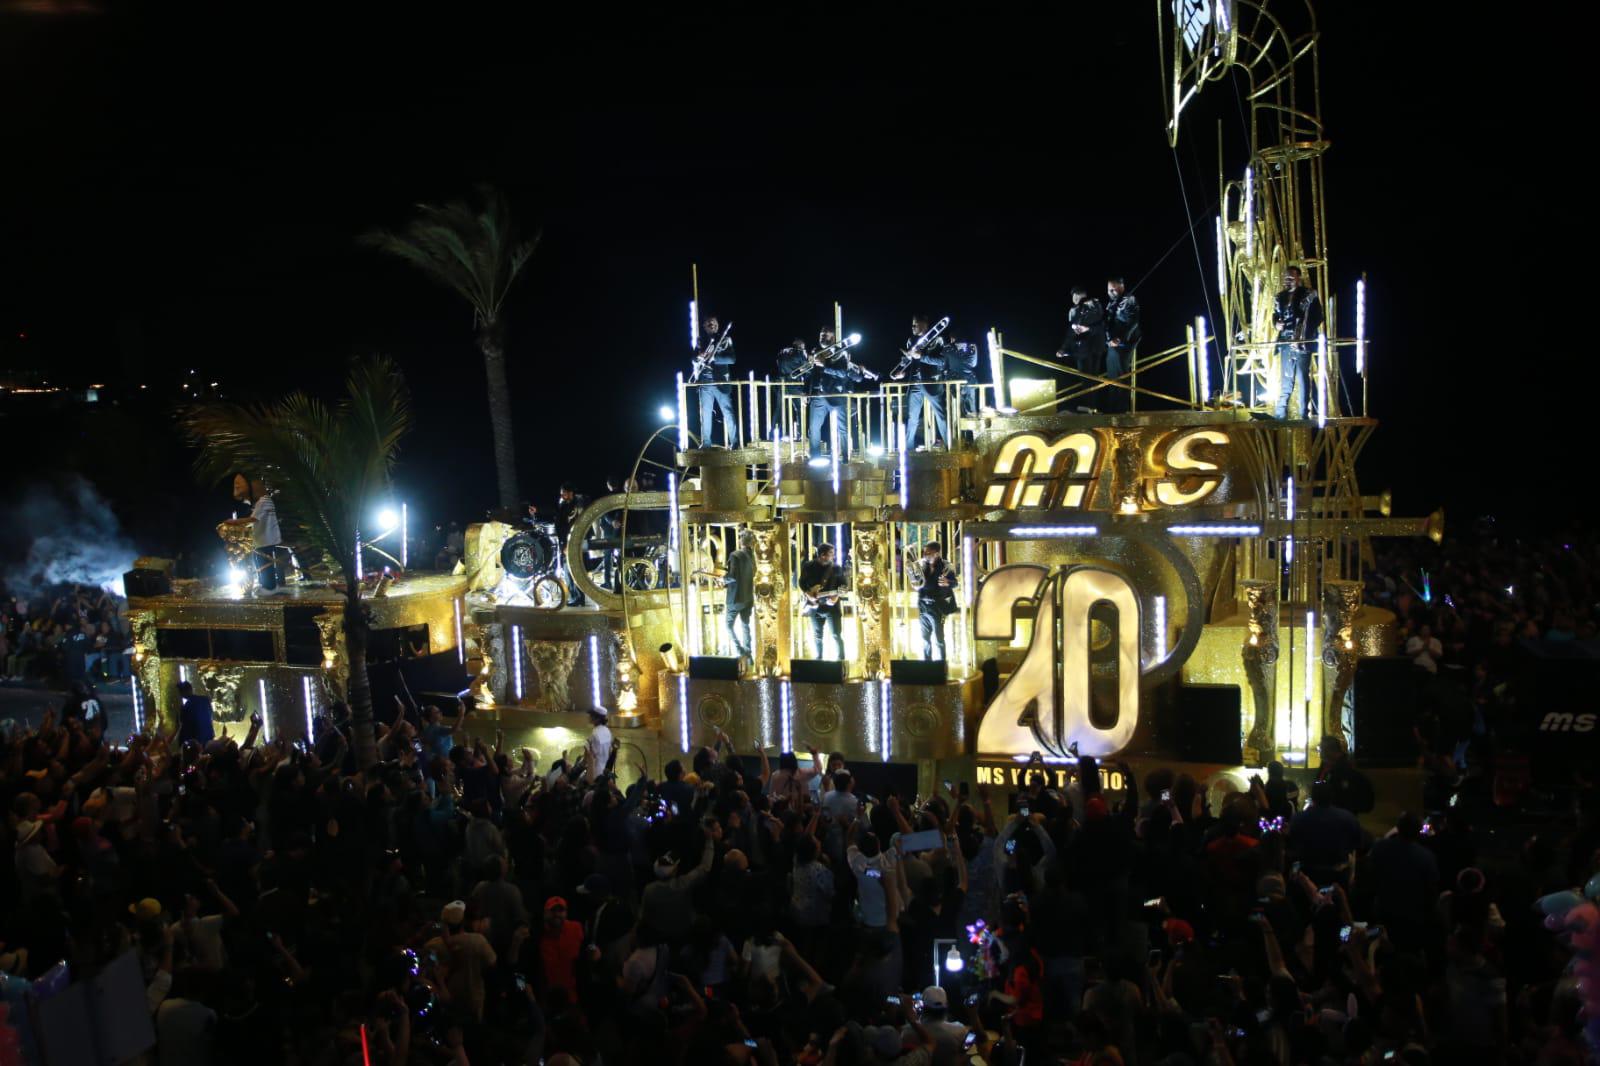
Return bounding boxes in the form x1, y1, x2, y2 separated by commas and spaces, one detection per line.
689, 321, 734, 383
890, 315, 950, 379
785, 333, 861, 380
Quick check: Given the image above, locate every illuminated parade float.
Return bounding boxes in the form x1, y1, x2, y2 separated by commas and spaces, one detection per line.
127, 0, 1436, 794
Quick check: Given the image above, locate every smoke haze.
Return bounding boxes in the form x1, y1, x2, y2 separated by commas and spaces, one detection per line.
2, 476, 140, 597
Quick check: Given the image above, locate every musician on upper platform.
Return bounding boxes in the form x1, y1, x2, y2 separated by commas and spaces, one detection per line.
797, 542, 848, 660
779, 329, 867, 457
893, 314, 950, 450
1103, 277, 1140, 413
1271, 265, 1323, 420
691, 313, 738, 448
1057, 286, 1107, 410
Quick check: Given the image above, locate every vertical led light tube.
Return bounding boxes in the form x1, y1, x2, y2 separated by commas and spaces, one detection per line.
986, 328, 1005, 411
1302, 609, 1315, 755
1243, 166, 1254, 258
355, 530, 363, 581
879, 678, 892, 761
131, 677, 145, 734
748, 370, 758, 445
589, 633, 603, 711
780, 680, 792, 755
675, 372, 688, 450
830, 418, 841, 495
1215, 216, 1227, 301
302, 675, 315, 740
1195, 316, 1210, 404
678, 673, 690, 753
511, 624, 524, 701
1316, 331, 1328, 428
898, 423, 909, 510
258, 678, 272, 744
1355, 278, 1367, 374
401, 502, 408, 569
454, 598, 465, 665
1154, 595, 1167, 657
689, 299, 698, 351
1285, 476, 1295, 563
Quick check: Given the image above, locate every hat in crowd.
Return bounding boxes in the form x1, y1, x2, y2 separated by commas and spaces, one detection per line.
440, 900, 467, 925
1163, 917, 1196, 944
654, 853, 680, 879
129, 898, 162, 922
1084, 796, 1109, 822
862, 1025, 903, 1059
920, 985, 949, 1010
576, 874, 612, 897
14, 820, 42, 847
544, 895, 569, 912
589, 706, 609, 719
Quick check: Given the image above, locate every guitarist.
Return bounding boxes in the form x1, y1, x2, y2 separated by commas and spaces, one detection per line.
797, 542, 848, 660
693, 314, 738, 448
916, 541, 960, 661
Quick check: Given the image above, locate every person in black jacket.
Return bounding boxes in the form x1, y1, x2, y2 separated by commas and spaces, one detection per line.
1103, 277, 1141, 413
720, 529, 756, 660
916, 542, 959, 661
894, 315, 951, 450
693, 314, 738, 447
1271, 265, 1324, 420
1057, 286, 1107, 409
779, 330, 865, 457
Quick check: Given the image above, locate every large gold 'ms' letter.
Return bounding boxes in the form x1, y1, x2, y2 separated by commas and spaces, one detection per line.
982, 432, 1101, 510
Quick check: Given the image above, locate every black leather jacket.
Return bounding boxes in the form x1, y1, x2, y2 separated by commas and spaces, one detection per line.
695, 334, 737, 382
779, 346, 865, 395
901, 335, 949, 383
1105, 292, 1142, 349
1061, 300, 1107, 360
1273, 284, 1323, 343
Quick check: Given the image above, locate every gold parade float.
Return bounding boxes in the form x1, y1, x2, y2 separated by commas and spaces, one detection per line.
128, 1, 1432, 795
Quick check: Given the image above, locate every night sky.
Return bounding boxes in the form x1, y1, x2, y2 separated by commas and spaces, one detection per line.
0, 4, 1583, 562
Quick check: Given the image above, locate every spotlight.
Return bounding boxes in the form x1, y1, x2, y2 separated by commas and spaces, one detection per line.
847, 332, 861, 345
944, 946, 964, 973
866, 445, 885, 458
658, 404, 677, 422
377, 507, 399, 531
807, 456, 830, 469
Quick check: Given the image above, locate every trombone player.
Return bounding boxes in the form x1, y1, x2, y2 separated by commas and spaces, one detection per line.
779, 328, 866, 458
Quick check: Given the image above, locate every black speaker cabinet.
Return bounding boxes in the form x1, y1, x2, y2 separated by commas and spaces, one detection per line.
688, 656, 741, 681
122, 567, 172, 598
890, 659, 948, 685
1175, 684, 1242, 764
1352, 656, 1418, 765
791, 659, 846, 684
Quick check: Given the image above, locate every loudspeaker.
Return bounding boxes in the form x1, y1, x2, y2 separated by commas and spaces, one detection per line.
122, 568, 172, 598
688, 656, 741, 681
1175, 684, 1242, 764
1352, 657, 1417, 765
890, 659, 947, 685
791, 659, 845, 684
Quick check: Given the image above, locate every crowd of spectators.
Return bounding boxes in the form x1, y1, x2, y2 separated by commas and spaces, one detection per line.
4, 678, 1597, 1066
0, 581, 132, 686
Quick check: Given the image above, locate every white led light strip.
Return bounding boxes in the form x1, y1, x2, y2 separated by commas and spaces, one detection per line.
1010, 526, 1098, 537
589, 633, 603, 711
1168, 524, 1261, 536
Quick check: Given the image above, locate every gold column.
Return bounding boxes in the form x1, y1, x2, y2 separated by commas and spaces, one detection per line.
1112, 427, 1144, 514
1240, 579, 1280, 766
851, 524, 890, 680
313, 612, 349, 707
128, 609, 165, 733
749, 523, 790, 678
1321, 579, 1362, 748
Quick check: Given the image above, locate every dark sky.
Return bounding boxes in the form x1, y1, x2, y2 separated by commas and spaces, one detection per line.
0, 4, 1584, 552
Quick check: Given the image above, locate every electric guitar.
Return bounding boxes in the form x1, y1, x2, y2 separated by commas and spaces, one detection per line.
801, 584, 848, 614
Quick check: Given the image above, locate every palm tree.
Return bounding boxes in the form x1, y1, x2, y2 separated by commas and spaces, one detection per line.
181, 355, 413, 769
364, 186, 537, 511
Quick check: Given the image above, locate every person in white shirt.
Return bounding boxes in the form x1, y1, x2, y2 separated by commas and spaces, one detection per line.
1406, 623, 1443, 674
583, 707, 614, 783
232, 473, 285, 594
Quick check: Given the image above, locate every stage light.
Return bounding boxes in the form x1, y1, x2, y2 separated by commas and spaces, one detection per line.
659, 404, 677, 422
589, 633, 603, 712
302, 675, 316, 740
678, 673, 690, 753
847, 332, 861, 345
1196, 316, 1210, 404
1010, 525, 1098, 537
945, 946, 965, 974
258, 678, 272, 743
378, 507, 399, 531
1355, 277, 1367, 375
866, 445, 885, 458
808, 456, 830, 469
227, 565, 244, 585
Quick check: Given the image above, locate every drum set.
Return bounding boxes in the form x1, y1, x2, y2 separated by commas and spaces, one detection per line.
499, 523, 569, 608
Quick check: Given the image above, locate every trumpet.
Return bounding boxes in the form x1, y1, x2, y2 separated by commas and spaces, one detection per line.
690, 322, 734, 383
785, 333, 862, 379
890, 315, 950, 379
